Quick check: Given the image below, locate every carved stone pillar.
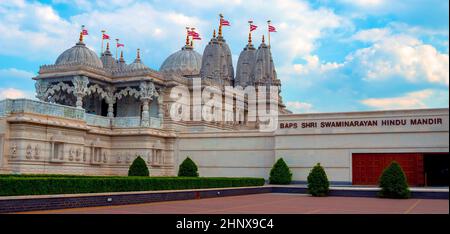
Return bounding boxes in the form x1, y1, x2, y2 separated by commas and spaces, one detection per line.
106, 86, 116, 118
72, 76, 89, 109
141, 97, 150, 127
139, 81, 156, 127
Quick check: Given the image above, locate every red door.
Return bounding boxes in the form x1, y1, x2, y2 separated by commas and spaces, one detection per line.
352, 153, 424, 186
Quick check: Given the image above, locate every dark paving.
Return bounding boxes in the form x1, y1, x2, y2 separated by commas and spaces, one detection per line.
20, 193, 449, 214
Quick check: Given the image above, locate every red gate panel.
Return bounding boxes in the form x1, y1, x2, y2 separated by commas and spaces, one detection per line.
352, 153, 424, 186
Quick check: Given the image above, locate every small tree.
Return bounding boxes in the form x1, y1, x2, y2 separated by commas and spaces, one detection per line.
178, 157, 199, 177
378, 161, 410, 199
307, 163, 330, 197
128, 156, 149, 176
269, 158, 292, 184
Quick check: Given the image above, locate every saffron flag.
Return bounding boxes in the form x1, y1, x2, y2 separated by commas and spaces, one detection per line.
102, 33, 110, 39
188, 30, 199, 37
82, 29, 88, 35
117, 43, 124, 47
220, 18, 231, 26
268, 25, 277, 32
250, 24, 257, 31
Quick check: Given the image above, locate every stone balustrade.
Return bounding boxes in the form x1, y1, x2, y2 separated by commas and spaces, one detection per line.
0, 99, 162, 129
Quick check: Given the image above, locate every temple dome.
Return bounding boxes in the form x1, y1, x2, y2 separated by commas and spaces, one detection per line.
128, 49, 150, 70
160, 45, 202, 76
55, 40, 103, 68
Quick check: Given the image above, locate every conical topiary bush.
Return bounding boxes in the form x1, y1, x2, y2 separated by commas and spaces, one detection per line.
307, 163, 329, 197
128, 156, 149, 176
178, 157, 199, 177
269, 158, 292, 184
378, 161, 410, 199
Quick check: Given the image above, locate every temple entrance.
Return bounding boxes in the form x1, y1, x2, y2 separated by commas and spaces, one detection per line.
424, 153, 449, 186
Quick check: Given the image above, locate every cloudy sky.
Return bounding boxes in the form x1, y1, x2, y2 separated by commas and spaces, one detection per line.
0, 0, 448, 113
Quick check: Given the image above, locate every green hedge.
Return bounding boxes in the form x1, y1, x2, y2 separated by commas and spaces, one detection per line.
0, 176, 265, 196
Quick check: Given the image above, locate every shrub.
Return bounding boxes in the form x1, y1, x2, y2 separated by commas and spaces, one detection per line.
0, 177, 265, 196
378, 161, 410, 199
178, 157, 199, 177
307, 163, 329, 197
269, 158, 292, 184
128, 156, 149, 176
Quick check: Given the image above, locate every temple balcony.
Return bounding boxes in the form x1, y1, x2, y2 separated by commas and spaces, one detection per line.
0, 99, 162, 129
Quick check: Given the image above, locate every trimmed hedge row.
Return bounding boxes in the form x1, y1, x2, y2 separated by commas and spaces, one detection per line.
0, 176, 265, 196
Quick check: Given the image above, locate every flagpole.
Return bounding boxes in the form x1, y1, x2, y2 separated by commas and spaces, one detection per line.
115, 39, 119, 59
248, 20, 253, 45
219, 13, 223, 37
101, 30, 105, 55
191, 27, 196, 48
267, 20, 271, 48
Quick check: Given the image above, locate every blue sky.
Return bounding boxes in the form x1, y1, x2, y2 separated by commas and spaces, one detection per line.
0, 0, 448, 113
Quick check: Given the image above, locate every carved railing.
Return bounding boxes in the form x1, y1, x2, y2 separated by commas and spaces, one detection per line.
85, 113, 111, 128
112, 116, 141, 128
0, 99, 163, 129
0, 99, 85, 120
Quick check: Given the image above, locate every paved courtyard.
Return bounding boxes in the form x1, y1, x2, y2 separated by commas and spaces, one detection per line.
19, 193, 449, 214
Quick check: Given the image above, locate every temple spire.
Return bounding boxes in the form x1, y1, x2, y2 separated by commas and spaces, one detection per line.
213, 29, 216, 38
136, 48, 141, 62
262, 35, 265, 44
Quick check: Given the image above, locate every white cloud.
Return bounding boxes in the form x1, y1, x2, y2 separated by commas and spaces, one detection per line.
339, 0, 385, 7
346, 32, 449, 86
360, 89, 448, 110
0, 88, 34, 99
0, 68, 35, 79
286, 101, 314, 113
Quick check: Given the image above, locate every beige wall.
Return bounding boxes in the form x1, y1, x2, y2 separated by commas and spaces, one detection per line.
176, 108, 449, 183
0, 108, 448, 184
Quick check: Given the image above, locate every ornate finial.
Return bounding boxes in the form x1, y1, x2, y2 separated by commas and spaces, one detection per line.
106, 42, 110, 51
185, 27, 190, 46
248, 32, 252, 45
218, 13, 223, 37
262, 35, 265, 43
190, 40, 193, 47
79, 31, 83, 42
213, 29, 216, 38
120, 50, 124, 59
137, 48, 140, 59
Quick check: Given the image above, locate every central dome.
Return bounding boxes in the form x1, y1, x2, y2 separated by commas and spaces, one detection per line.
160, 45, 202, 76
55, 41, 103, 68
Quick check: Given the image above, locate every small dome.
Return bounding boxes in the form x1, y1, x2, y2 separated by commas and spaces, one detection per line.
160, 45, 202, 76
100, 43, 117, 70
128, 49, 150, 70
55, 40, 103, 68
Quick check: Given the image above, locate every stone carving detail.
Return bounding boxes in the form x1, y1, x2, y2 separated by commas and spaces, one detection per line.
75, 148, 82, 161
35, 80, 49, 101
9, 144, 17, 158
69, 148, 75, 161
139, 81, 156, 100
45, 82, 74, 103
34, 145, 40, 159
114, 87, 140, 100
26, 144, 33, 159
72, 76, 89, 108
